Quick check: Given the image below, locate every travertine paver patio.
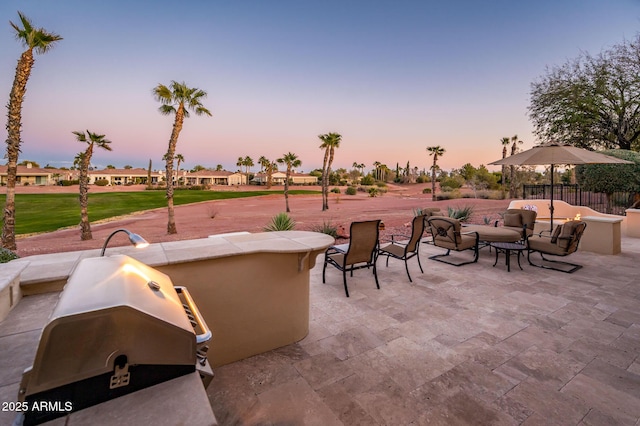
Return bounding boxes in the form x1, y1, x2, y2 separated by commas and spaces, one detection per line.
208, 237, 640, 425
1, 237, 639, 425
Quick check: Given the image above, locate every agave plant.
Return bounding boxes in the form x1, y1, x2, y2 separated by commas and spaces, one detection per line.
264, 212, 296, 231
447, 205, 474, 222
310, 220, 338, 238
0, 247, 19, 263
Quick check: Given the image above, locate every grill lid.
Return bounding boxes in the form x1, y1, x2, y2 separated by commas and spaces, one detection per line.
51, 254, 193, 332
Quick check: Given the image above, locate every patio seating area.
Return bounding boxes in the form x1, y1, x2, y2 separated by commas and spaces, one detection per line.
1, 235, 639, 425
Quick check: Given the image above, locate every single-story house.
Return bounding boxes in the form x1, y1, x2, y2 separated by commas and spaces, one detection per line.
252, 171, 318, 185
88, 168, 163, 185
183, 170, 246, 186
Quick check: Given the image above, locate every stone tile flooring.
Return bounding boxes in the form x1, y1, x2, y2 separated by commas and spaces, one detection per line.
208, 238, 640, 425
1, 237, 639, 425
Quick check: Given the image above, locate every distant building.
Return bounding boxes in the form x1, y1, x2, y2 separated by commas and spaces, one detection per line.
88, 168, 163, 185
183, 170, 246, 186
252, 171, 318, 185
0, 163, 60, 185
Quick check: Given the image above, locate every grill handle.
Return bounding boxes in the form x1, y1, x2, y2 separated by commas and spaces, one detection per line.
174, 286, 212, 344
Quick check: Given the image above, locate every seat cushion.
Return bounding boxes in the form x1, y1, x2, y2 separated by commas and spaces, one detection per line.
528, 236, 567, 256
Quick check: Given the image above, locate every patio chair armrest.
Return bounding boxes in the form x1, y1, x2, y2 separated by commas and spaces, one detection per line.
327, 243, 349, 254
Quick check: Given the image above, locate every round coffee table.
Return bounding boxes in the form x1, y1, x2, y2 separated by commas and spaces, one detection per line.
490, 241, 527, 272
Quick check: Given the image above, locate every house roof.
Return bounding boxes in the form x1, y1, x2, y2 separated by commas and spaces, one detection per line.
0, 165, 52, 176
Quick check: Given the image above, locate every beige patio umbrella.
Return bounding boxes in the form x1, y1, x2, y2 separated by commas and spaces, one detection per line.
489, 142, 633, 230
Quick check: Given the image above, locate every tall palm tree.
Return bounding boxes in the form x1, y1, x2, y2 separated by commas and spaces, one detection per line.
509, 135, 523, 198
175, 153, 184, 185
318, 132, 342, 211
276, 152, 301, 213
500, 137, 510, 193
73, 130, 112, 241
153, 81, 211, 234
427, 146, 446, 201
2, 12, 62, 250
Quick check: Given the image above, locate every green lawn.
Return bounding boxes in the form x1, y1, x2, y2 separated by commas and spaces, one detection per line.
0, 190, 318, 235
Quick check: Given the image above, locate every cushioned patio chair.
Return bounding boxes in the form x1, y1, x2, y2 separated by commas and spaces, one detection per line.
497, 208, 538, 240
322, 219, 381, 297
378, 214, 426, 282
527, 220, 586, 273
426, 217, 480, 266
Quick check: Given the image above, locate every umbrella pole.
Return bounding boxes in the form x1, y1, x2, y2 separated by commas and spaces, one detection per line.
550, 164, 555, 232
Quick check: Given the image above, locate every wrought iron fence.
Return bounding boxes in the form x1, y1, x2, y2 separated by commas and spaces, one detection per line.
522, 184, 636, 216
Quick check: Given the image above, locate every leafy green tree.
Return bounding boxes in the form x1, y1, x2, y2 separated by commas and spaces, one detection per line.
318, 132, 342, 211
191, 164, 206, 172
576, 149, 640, 212
276, 152, 301, 213
2, 12, 62, 250
153, 81, 211, 234
73, 130, 112, 240
18, 160, 40, 167
426, 146, 445, 201
529, 35, 640, 151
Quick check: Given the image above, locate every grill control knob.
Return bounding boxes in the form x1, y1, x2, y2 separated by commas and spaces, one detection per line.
147, 281, 161, 291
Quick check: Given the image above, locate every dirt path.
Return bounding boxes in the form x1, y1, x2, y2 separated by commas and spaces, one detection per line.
11, 183, 512, 257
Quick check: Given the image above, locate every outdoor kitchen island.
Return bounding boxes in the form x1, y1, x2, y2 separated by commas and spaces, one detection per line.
2, 230, 333, 425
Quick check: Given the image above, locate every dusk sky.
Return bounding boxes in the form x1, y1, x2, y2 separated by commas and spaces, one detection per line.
1, 1, 639, 174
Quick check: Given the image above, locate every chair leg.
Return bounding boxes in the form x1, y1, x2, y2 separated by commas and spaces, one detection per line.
342, 269, 350, 297
404, 258, 412, 282
429, 248, 478, 266
527, 250, 582, 273
322, 256, 328, 283
416, 252, 424, 273
373, 262, 380, 289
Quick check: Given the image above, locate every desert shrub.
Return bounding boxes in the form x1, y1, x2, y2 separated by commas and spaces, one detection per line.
416, 175, 429, 183
422, 188, 432, 194
331, 187, 341, 194
94, 179, 109, 186
440, 176, 463, 189
368, 187, 380, 197
447, 205, 474, 222
23, 182, 30, 186
360, 175, 375, 185
311, 221, 338, 238
264, 212, 296, 231
436, 189, 461, 200
357, 186, 367, 192
375, 182, 387, 188
0, 247, 19, 263
60, 180, 79, 186
345, 186, 357, 195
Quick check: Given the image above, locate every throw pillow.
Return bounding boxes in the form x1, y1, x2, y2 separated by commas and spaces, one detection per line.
504, 213, 522, 228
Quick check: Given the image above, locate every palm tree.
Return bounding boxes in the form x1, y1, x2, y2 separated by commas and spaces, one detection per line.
243, 156, 254, 182
266, 160, 278, 189
509, 135, 523, 198
73, 130, 112, 241
318, 132, 342, 211
373, 161, 381, 181
500, 137, 510, 193
258, 156, 268, 172
427, 146, 446, 201
2, 12, 62, 250
276, 152, 301, 213
175, 153, 184, 185
153, 81, 211, 234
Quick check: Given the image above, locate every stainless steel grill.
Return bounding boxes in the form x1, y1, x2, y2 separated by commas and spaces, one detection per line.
17, 255, 212, 425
